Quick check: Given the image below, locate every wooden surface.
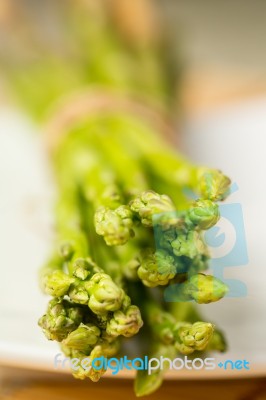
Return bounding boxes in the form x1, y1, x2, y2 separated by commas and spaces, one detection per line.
1, 374, 266, 400
1, 367, 266, 400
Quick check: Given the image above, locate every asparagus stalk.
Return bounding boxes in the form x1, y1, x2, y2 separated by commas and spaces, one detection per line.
38, 298, 84, 342
165, 273, 228, 304
134, 344, 176, 397
137, 249, 176, 287
54, 127, 136, 247
145, 302, 214, 354
39, 143, 143, 381
169, 302, 228, 353
88, 113, 231, 204
129, 190, 176, 227
61, 335, 120, 382
134, 297, 214, 396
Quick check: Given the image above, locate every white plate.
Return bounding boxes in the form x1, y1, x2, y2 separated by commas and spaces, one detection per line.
0, 106, 265, 378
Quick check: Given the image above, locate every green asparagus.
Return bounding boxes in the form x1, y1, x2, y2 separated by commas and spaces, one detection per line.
1, 2, 232, 396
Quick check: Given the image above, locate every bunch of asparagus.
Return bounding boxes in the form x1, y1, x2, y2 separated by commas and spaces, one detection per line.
38, 112, 230, 396
1, 0, 230, 395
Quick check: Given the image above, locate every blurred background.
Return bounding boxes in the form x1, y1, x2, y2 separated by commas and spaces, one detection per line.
2, 0, 266, 113
0, 0, 266, 399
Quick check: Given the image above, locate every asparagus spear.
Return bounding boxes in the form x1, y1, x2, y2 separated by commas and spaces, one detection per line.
61, 336, 120, 382
134, 344, 176, 397
137, 249, 176, 287
130, 190, 176, 227
134, 297, 214, 397
165, 273, 228, 304
40, 140, 143, 351
145, 302, 214, 354
106, 303, 143, 338
53, 127, 136, 247
89, 113, 231, 204
38, 298, 84, 342
62, 323, 101, 352
206, 329, 227, 353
